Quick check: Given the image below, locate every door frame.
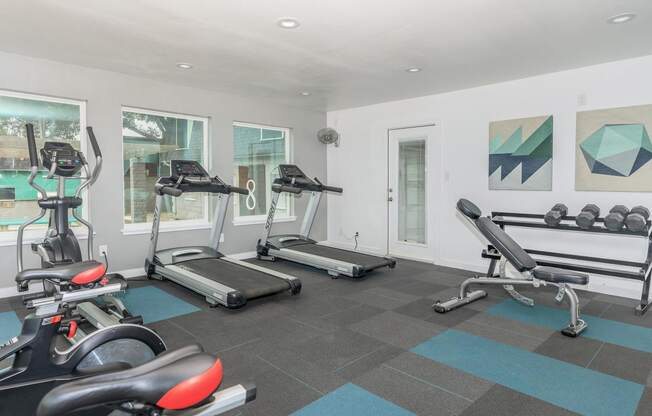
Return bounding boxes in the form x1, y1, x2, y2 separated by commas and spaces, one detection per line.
385, 121, 442, 264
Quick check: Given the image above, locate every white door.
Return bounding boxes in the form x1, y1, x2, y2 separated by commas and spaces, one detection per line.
388, 125, 435, 261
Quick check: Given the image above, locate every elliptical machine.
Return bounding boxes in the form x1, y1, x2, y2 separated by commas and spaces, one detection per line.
17, 123, 142, 341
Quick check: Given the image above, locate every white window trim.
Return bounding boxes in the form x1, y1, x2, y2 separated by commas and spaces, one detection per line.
121, 106, 211, 233
121, 219, 211, 236
0, 90, 88, 246
232, 121, 294, 222
233, 215, 297, 227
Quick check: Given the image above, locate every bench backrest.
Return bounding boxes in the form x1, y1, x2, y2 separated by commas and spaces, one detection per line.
457, 199, 536, 272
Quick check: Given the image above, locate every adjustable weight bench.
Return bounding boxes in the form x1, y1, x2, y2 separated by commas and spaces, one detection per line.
434, 199, 589, 337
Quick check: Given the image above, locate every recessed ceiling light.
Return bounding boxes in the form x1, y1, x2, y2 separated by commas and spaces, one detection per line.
277, 17, 300, 29
176, 63, 193, 69
406, 67, 421, 73
300, 91, 311, 96
607, 13, 636, 24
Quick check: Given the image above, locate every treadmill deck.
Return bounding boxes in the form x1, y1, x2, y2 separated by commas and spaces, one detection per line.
175, 258, 293, 300
285, 243, 395, 272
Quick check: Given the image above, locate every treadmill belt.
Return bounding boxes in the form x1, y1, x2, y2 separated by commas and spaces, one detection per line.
288, 244, 393, 271
177, 258, 291, 300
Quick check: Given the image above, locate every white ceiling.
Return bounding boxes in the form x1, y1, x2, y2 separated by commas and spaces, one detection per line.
1, 0, 651, 111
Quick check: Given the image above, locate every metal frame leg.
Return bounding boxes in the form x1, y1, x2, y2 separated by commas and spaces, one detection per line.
636, 270, 651, 315
560, 285, 587, 337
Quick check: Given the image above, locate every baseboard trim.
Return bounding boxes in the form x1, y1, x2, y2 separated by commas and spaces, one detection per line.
117, 267, 146, 279
321, 240, 386, 256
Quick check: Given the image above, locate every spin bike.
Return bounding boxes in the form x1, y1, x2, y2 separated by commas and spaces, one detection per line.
3, 263, 256, 415
16, 123, 142, 341
0, 261, 167, 415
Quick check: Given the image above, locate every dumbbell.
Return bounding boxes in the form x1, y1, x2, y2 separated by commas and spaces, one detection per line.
604, 205, 629, 231
625, 206, 650, 232
544, 203, 568, 227
575, 204, 600, 229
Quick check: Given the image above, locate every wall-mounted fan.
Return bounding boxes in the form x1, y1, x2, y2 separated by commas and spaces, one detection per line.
317, 127, 340, 147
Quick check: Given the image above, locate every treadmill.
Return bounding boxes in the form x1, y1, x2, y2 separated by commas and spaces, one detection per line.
145, 160, 301, 308
257, 164, 396, 278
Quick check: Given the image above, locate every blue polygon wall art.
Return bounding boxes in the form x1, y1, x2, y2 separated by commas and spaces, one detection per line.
576, 104, 652, 192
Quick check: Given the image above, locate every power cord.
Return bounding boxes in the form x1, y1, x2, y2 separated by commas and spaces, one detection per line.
354, 232, 359, 250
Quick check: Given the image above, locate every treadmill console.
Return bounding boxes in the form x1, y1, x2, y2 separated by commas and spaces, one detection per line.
170, 160, 225, 186
277, 164, 315, 186
41, 142, 83, 177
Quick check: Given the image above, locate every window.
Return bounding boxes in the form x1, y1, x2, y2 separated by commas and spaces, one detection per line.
233, 122, 292, 224
122, 107, 208, 232
0, 91, 85, 239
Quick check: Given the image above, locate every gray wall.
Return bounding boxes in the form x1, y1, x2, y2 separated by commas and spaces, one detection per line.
0, 51, 326, 290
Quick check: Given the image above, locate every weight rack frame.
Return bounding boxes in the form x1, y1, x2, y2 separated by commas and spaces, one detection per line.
482, 211, 652, 315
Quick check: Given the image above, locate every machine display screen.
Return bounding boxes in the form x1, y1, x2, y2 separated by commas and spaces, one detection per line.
279, 164, 307, 179
171, 160, 209, 177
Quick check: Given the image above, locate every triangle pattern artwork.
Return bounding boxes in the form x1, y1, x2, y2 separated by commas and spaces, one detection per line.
489, 115, 553, 190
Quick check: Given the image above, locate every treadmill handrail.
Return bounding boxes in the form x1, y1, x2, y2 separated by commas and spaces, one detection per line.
314, 177, 343, 194
272, 184, 302, 194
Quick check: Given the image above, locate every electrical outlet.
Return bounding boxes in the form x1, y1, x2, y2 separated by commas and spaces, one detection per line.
220, 233, 225, 243
99, 245, 108, 257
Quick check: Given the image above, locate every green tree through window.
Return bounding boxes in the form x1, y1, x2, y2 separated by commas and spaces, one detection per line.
0, 92, 82, 233
122, 108, 207, 226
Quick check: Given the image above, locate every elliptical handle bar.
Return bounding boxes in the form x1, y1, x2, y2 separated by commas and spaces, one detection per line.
25, 123, 39, 168
84, 127, 103, 187
272, 184, 302, 194
314, 177, 343, 194
86, 127, 102, 158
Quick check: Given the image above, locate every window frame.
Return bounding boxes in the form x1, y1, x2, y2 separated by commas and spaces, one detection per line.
0, 90, 88, 246
232, 121, 295, 226
120, 106, 211, 235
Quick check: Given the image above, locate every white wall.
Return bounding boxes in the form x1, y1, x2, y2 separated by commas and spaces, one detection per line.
0, 51, 326, 294
327, 54, 652, 300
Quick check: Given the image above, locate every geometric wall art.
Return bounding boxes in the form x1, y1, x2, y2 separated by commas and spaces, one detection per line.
489, 115, 553, 190
576, 104, 652, 192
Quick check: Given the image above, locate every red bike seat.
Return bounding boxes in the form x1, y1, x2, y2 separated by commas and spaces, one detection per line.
36, 344, 223, 416
16, 260, 107, 286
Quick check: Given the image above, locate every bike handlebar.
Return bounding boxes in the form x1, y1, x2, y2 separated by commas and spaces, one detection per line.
25, 123, 39, 168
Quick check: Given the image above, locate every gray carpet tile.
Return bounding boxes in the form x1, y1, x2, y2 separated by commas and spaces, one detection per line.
3, 257, 652, 415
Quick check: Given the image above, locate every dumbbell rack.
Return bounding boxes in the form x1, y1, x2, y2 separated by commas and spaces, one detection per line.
481, 211, 652, 315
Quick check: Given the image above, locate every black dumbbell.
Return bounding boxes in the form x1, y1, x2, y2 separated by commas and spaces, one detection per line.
604, 205, 629, 231
576, 204, 600, 229
544, 203, 568, 227
625, 206, 650, 232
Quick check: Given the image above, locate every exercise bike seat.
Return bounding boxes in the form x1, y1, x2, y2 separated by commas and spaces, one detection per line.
533, 266, 589, 285
16, 260, 107, 286
36, 344, 224, 416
